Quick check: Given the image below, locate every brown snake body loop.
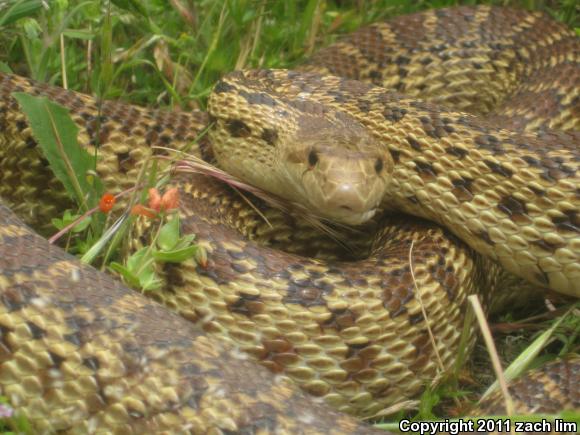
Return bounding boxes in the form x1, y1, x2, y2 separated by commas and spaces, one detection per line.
0, 4, 579, 433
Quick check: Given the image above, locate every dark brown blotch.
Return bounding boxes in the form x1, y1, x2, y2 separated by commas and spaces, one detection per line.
229, 293, 265, 317
446, 146, 468, 159
409, 330, 432, 372
528, 185, 546, 197
389, 148, 401, 163
26, 321, 46, 339
16, 119, 27, 131
406, 136, 422, 151
261, 128, 278, 146
226, 119, 252, 138
414, 160, 437, 179
239, 90, 278, 107
531, 239, 564, 253
345, 341, 369, 359
409, 312, 425, 325
63, 331, 83, 346
476, 230, 495, 245
484, 160, 513, 178
322, 308, 358, 332
83, 356, 100, 371
116, 151, 135, 175
497, 195, 528, 218
213, 80, 236, 94
451, 177, 474, 202
383, 106, 407, 123
25, 136, 37, 149
552, 210, 580, 234
282, 280, 325, 307
48, 351, 66, 368
474, 134, 504, 155
419, 114, 454, 138
522, 155, 540, 167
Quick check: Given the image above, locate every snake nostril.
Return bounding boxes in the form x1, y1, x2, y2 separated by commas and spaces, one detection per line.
339, 205, 352, 211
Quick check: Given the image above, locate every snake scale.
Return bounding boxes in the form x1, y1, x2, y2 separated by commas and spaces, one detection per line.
0, 4, 579, 433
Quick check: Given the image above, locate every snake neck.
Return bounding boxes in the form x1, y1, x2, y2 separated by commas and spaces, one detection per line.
371, 103, 579, 297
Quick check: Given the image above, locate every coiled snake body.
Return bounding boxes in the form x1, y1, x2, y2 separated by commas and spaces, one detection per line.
0, 5, 579, 433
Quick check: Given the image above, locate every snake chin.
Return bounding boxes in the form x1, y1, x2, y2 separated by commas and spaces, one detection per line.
335, 207, 378, 225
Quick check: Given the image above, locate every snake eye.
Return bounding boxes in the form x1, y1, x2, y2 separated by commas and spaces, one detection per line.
375, 158, 384, 174
308, 149, 319, 167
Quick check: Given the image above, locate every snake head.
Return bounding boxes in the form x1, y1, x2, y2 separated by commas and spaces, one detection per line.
208, 71, 392, 226
280, 113, 392, 225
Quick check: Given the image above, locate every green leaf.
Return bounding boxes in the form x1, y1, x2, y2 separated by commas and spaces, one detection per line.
20, 16, 40, 39
180, 233, 196, 245
126, 246, 150, 271
110, 247, 162, 292
152, 245, 198, 263
109, 262, 141, 288
12, 93, 99, 211
51, 210, 92, 233
0, 62, 12, 73
127, 247, 162, 291
0, 0, 44, 27
157, 216, 180, 251
62, 29, 95, 40
155, 216, 198, 262
138, 270, 162, 291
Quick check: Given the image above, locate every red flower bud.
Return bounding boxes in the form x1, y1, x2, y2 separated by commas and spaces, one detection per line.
99, 193, 116, 213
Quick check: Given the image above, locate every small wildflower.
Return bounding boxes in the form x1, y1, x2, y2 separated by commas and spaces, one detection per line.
132, 188, 180, 219
160, 187, 179, 211
99, 193, 116, 213
148, 188, 162, 211
0, 403, 13, 418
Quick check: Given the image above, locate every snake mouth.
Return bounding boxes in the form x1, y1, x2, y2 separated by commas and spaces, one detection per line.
330, 207, 378, 226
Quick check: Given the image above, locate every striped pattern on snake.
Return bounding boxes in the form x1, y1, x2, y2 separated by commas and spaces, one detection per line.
0, 4, 578, 433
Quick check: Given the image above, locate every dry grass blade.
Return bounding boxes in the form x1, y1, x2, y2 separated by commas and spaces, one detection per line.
468, 294, 514, 418
368, 400, 419, 420
408, 240, 445, 373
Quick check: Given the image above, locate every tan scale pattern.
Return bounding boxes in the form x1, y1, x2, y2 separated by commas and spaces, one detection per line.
0, 4, 579, 432
0, 205, 380, 434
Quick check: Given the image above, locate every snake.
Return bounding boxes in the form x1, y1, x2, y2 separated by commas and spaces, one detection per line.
0, 4, 579, 433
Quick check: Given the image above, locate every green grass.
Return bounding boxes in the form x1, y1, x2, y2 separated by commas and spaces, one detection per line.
0, 0, 578, 110
0, 0, 578, 431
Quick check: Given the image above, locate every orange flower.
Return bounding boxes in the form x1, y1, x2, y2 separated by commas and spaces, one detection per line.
160, 187, 179, 211
99, 193, 116, 213
148, 188, 162, 211
132, 187, 179, 219
149, 187, 179, 212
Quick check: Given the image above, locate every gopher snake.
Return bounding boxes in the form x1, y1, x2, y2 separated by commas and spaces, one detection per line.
0, 4, 579, 433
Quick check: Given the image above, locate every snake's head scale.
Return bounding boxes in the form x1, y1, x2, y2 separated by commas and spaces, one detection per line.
280, 114, 393, 225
